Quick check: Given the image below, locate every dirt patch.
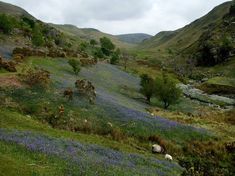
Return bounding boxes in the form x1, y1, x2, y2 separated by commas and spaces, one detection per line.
0, 75, 23, 88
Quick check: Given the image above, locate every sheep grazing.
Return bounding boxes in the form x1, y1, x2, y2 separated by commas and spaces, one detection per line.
107, 122, 113, 128
152, 144, 163, 153
165, 154, 173, 161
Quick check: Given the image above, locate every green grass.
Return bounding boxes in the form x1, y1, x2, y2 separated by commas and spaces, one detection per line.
0, 141, 69, 176
151, 97, 202, 114
0, 68, 8, 74
0, 108, 150, 156
204, 58, 235, 78
0, 108, 185, 175
207, 77, 235, 87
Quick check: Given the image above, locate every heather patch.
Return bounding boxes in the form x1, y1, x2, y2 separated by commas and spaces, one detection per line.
0, 129, 183, 175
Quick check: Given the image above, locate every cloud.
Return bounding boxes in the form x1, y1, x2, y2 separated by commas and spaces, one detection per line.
2, 0, 230, 35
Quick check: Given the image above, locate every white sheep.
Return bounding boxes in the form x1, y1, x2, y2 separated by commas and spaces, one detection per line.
165, 154, 173, 161
107, 122, 113, 127
152, 144, 162, 153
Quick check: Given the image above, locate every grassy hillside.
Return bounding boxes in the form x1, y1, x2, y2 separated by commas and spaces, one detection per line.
0, 109, 183, 176
137, 1, 233, 55
1, 56, 234, 175
0, 1, 235, 175
0, 1, 33, 18
116, 33, 152, 44
51, 24, 135, 49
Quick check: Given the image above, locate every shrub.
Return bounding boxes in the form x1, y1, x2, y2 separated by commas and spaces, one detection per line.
90, 39, 98, 46
224, 109, 235, 125
79, 42, 89, 52
155, 73, 181, 109
0, 14, 13, 34
75, 79, 96, 104
110, 50, 120, 65
68, 59, 81, 75
140, 74, 155, 103
32, 26, 45, 46
0, 57, 17, 72
179, 140, 234, 176
93, 48, 104, 59
110, 128, 126, 141
21, 16, 35, 29
195, 35, 233, 67
229, 3, 235, 15
100, 37, 115, 56
148, 135, 167, 152
19, 67, 50, 88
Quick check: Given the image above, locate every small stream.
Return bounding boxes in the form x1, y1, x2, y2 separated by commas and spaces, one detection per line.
178, 83, 235, 109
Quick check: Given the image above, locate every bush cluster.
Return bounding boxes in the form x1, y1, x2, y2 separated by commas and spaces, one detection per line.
19, 67, 50, 88
140, 73, 181, 109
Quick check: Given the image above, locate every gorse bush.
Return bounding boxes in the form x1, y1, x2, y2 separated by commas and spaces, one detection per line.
75, 79, 96, 104
19, 67, 50, 88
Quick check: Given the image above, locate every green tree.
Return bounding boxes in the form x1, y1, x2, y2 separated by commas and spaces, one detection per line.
0, 14, 13, 34
93, 47, 104, 59
21, 16, 35, 28
90, 39, 98, 46
155, 73, 181, 109
140, 74, 155, 103
110, 49, 120, 64
79, 42, 88, 52
32, 26, 45, 46
218, 37, 233, 62
68, 59, 81, 75
100, 37, 115, 56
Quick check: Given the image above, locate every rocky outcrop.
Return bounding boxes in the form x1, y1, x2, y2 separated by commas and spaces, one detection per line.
178, 83, 235, 107
0, 56, 17, 72
80, 58, 97, 66
12, 47, 47, 57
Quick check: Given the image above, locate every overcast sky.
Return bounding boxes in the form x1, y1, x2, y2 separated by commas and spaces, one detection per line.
2, 0, 230, 35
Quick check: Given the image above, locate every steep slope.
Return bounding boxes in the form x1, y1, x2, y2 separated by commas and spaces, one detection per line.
138, 1, 233, 55
116, 33, 152, 44
51, 24, 135, 49
0, 1, 33, 18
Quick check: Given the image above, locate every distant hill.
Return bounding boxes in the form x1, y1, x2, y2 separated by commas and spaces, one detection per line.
0, 1, 135, 53
0, 1, 33, 18
137, 1, 234, 59
116, 33, 152, 44
51, 24, 135, 49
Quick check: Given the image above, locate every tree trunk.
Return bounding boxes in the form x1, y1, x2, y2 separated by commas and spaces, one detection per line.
164, 101, 169, 109
147, 96, 151, 104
